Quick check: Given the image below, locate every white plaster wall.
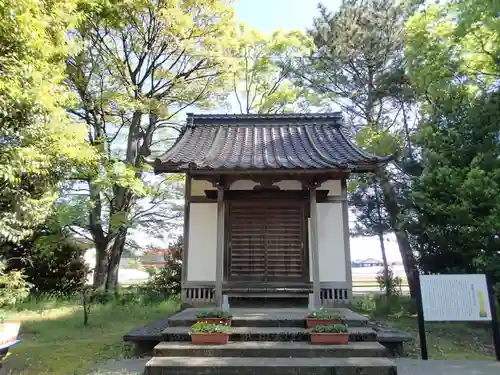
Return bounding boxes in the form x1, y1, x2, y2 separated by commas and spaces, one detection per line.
320, 180, 342, 196
190, 179, 215, 196
309, 203, 346, 282
187, 203, 217, 281
230, 180, 258, 190
229, 179, 303, 190
274, 180, 303, 190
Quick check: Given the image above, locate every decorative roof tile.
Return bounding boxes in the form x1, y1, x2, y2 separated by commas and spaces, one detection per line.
154, 113, 390, 173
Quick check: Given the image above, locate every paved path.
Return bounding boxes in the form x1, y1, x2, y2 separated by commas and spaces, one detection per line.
88, 358, 500, 375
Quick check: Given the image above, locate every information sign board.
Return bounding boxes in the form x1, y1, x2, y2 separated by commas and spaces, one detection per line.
419, 274, 491, 322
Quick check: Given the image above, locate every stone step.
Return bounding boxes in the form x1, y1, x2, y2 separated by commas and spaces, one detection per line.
144, 356, 398, 375
167, 307, 369, 328
154, 341, 387, 358
162, 326, 377, 342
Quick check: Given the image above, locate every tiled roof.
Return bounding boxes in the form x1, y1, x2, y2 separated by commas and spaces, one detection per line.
154, 113, 390, 173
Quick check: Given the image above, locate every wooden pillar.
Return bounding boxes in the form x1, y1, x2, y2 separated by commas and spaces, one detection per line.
215, 184, 225, 307
182, 174, 191, 284
309, 186, 321, 308
341, 178, 353, 299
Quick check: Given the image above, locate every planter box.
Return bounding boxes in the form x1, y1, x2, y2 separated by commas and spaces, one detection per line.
310, 333, 349, 345
196, 318, 232, 326
306, 318, 342, 329
190, 333, 230, 345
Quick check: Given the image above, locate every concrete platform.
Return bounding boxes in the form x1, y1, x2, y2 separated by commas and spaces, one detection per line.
144, 356, 398, 375
154, 341, 387, 358
168, 307, 369, 327
162, 326, 378, 342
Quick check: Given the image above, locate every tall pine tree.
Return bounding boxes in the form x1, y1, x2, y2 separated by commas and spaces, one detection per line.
293, 0, 419, 294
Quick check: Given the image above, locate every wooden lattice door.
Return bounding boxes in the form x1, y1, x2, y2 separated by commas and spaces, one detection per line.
227, 201, 307, 282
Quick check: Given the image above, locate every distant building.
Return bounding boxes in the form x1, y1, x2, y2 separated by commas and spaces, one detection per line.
352, 258, 384, 268
140, 249, 168, 269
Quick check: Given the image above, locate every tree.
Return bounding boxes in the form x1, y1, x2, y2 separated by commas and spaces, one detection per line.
65, 0, 240, 289
349, 174, 393, 295
405, 0, 500, 98
0, 0, 96, 243
405, 0, 500, 286
292, 0, 419, 294
230, 26, 316, 114
409, 90, 500, 284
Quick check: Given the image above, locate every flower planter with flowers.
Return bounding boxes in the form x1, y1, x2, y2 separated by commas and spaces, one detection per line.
310, 323, 349, 345
306, 308, 344, 328
195, 310, 233, 326
189, 321, 232, 345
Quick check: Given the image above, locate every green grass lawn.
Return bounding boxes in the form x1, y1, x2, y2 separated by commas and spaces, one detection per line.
2, 297, 179, 375
387, 317, 495, 360
3, 294, 497, 374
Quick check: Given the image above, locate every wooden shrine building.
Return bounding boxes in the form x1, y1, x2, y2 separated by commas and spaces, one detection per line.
154, 113, 389, 308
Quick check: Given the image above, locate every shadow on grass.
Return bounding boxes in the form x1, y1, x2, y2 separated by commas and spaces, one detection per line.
3, 296, 180, 375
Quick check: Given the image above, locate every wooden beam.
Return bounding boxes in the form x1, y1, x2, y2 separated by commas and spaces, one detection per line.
309, 186, 321, 308
203, 189, 330, 201
215, 183, 225, 307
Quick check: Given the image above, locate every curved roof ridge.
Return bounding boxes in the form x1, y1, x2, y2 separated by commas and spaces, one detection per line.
153, 112, 390, 173
187, 112, 344, 127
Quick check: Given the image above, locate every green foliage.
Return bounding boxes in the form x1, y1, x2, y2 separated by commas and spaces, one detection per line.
195, 310, 233, 319
84, 286, 174, 307
3, 223, 89, 295
144, 235, 183, 296
66, 0, 239, 288
0, 265, 31, 307
189, 321, 232, 334
353, 295, 416, 318
307, 308, 343, 320
0, 294, 179, 375
296, 0, 419, 294
231, 26, 317, 113
407, 90, 500, 279
375, 266, 403, 296
310, 323, 348, 333
349, 174, 391, 237
0, 0, 96, 243
405, 0, 500, 96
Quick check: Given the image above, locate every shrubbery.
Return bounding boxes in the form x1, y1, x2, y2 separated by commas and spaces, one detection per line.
0, 265, 31, 307
375, 265, 403, 296
2, 224, 89, 295
144, 235, 182, 296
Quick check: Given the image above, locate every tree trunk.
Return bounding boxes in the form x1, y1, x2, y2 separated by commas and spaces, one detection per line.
88, 178, 108, 289
378, 231, 390, 296
93, 242, 109, 288
103, 183, 136, 290
105, 230, 127, 290
377, 167, 418, 296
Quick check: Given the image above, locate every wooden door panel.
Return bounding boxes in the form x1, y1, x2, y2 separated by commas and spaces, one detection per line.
227, 201, 307, 282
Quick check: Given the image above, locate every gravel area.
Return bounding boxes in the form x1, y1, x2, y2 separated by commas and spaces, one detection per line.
87, 358, 500, 375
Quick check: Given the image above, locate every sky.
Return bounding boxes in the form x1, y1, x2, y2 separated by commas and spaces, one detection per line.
232, 0, 402, 263
234, 0, 342, 33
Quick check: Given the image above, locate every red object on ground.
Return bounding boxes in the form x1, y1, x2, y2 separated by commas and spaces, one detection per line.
190, 333, 230, 345
310, 333, 349, 345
